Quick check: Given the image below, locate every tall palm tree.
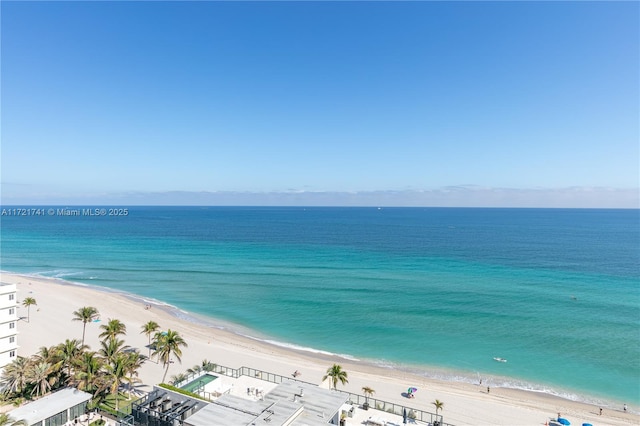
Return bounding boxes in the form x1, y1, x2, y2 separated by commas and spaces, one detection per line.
34, 345, 58, 364
27, 361, 55, 397
152, 329, 188, 383
98, 338, 130, 363
140, 321, 160, 358
432, 399, 444, 416
323, 364, 348, 391
122, 351, 146, 398
100, 352, 129, 411
362, 386, 375, 403
0, 356, 31, 396
0, 413, 27, 426
99, 319, 127, 341
33, 345, 63, 385
57, 339, 87, 383
72, 306, 100, 345
74, 352, 104, 394
21, 297, 36, 323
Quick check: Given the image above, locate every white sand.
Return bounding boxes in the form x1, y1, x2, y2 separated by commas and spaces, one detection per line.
4, 272, 637, 426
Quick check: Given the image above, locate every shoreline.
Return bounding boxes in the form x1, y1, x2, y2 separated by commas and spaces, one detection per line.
3, 271, 638, 425
19, 272, 628, 408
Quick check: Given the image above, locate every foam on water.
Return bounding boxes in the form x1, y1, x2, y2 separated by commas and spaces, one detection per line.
1, 207, 638, 408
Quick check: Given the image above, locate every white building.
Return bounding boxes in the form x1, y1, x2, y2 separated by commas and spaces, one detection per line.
0, 282, 18, 369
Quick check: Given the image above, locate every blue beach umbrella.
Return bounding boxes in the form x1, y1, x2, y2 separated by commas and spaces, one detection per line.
557, 418, 570, 426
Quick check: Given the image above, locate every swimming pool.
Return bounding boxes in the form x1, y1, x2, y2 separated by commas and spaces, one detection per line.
180, 373, 218, 393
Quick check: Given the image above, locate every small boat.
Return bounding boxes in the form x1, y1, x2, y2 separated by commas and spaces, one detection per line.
493, 357, 507, 363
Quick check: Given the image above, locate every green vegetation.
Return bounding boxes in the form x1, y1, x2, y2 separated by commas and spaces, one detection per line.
140, 321, 160, 358
323, 364, 348, 391
362, 386, 375, 402
0, 306, 159, 415
432, 399, 444, 415
157, 383, 209, 401
21, 298, 37, 323
72, 306, 100, 345
153, 329, 188, 383
0, 412, 27, 425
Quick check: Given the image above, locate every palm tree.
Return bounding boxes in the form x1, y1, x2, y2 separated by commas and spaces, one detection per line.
34, 345, 58, 364
201, 359, 217, 372
0, 356, 31, 396
0, 413, 27, 426
98, 338, 130, 363
74, 352, 104, 394
169, 373, 187, 386
122, 351, 146, 398
322, 364, 348, 391
100, 352, 129, 411
27, 361, 55, 397
72, 306, 100, 345
432, 399, 444, 416
57, 339, 87, 383
186, 365, 203, 376
362, 386, 375, 402
140, 321, 160, 358
99, 319, 127, 341
33, 345, 63, 385
152, 329, 188, 383
21, 297, 37, 323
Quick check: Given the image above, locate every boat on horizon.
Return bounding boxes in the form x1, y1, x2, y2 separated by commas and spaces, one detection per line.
493, 357, 507, 363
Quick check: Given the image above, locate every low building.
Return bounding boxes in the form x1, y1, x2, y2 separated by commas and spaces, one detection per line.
9, 387, 92, 426
127, 380, 348, 426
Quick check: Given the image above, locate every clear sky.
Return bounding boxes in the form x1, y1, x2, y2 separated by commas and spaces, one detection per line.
1, 1, 638, 207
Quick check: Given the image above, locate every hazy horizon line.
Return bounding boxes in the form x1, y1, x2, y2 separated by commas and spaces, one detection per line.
1, 186, 638, 208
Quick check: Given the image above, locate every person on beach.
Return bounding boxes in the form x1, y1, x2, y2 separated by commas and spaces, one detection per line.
487, 386, 490, 394
599, 407, 603, 415
624, 404, 627, 412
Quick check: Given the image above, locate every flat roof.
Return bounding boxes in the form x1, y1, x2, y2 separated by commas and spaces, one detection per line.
272, 381, 348, 426
9, 388, 92, 425
184, 380, 347, 426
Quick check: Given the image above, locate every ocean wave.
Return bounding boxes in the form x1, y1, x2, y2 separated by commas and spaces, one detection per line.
2, 270, 631, 410
250, 337, 360, 361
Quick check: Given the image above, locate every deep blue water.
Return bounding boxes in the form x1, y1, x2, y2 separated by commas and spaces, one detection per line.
1, 207, 638, 407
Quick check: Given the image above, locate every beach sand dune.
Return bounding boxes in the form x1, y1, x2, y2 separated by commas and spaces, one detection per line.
4, 272, 637, 426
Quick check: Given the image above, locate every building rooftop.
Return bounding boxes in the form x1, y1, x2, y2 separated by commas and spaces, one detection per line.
182, 380, 347, 426
9, 388, 92, 425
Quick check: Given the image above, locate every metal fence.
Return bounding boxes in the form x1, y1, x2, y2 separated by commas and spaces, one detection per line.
215, 364, 451, 426
124, 364, 454, 426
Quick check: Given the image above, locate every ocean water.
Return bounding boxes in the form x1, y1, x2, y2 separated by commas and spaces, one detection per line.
1, 207, 638, 408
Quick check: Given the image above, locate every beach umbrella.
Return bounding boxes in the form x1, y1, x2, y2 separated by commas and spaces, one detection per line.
557, 418, 570, 426
408, 387, 417, 393
403, 408, 407, 424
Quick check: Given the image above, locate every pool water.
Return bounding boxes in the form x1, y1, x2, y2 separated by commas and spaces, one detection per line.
180, 374, 218, 393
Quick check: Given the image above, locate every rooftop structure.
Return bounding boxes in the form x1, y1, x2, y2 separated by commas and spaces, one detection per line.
185, 380, 348, 426
9, 387, 92, 426
123, 366, 447, 426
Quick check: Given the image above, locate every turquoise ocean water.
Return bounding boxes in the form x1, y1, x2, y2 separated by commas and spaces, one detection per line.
1, 207, 638, 408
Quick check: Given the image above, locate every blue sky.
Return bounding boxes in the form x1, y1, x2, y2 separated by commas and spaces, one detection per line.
1, 1, 638, 207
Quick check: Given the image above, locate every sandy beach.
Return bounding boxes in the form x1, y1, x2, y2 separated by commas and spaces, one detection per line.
4, 272, 637, 426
